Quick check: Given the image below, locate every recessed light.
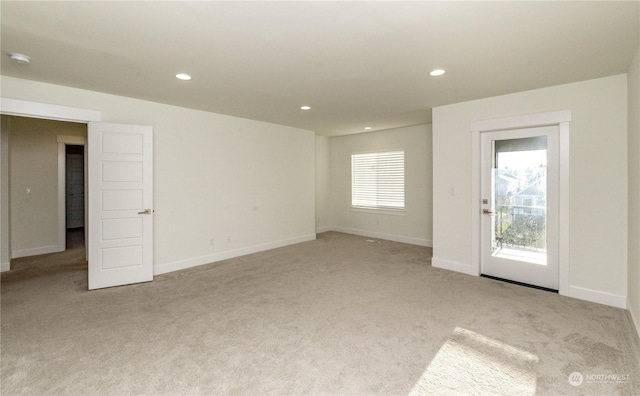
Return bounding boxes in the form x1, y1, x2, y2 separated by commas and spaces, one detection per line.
300, 106, 311, 110
364, 127, 372, 130
429, 69, 445, 77
9, 53, 30, 64
176, 73, 192, 81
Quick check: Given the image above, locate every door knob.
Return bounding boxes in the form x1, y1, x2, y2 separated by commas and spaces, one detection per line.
482, 209, 495, 215
138, 209, 152, 215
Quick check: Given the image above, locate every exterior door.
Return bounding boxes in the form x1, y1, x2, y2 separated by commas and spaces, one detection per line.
481, 126, 559, 290
88, 122, 153, 290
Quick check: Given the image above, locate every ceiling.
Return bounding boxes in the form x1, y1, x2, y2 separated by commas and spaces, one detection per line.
1, 1, 638, 137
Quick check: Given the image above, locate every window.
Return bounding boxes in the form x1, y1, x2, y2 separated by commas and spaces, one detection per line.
351, 150, 405, 213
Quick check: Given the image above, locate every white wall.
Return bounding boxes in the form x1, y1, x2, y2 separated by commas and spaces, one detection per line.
433, 75, 628, 307
328, 124, 432, 246
0, 117, 10, 271
7, 117, 87, 258
0, 76, 316, 274
315, 135, 331, 232
627, 44, 640, 336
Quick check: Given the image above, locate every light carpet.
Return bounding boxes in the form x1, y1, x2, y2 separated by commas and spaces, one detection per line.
1, 231, 639, 395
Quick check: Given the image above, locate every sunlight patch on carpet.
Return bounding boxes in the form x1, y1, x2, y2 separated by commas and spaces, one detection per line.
410, 327, 539, 396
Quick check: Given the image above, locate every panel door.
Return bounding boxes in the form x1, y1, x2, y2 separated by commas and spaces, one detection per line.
88, 123, 153, 290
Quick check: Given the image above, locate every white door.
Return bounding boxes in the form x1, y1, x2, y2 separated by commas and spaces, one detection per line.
66, 152, 84, 229
88, 123, 153, 290
480, 126, 559, 290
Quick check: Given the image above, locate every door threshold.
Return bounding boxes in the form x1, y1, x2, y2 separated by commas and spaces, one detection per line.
480, 274, 558, 293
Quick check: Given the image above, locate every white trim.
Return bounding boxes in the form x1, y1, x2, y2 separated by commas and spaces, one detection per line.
0, 98, 100, 122
12, 245, 62, 259
315, 226, 333, 234
470, 110, 571, 132
558, 122, 570, 296
470, 110, 571, 294
154, 234, 317, 275
58, 143, 65, 252
470, 130, 481, 275
1, 116, 10, 272
330, 226, 432, 247
57, 137, 87, 254
432, 257, 477, 276
57, 135, 86, 145
350, 207, 406, 216
568, 285, 627, 309
1, 99, 98, 267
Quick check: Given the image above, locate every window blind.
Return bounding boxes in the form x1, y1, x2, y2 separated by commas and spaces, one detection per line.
351, 151, 405, 211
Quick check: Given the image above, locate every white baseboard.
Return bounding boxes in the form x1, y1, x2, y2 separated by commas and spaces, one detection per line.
12, 245, 63, 259
329, 226, 432, 247
1, 261, 10, 272
568, 285, 627, 309
627, 298, 640, 342
154, 233, 317, 276
315, 226, 333, 234
432, 257, 478, 276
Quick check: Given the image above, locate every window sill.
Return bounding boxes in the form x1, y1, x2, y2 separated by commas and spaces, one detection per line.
351, 207, 406, 216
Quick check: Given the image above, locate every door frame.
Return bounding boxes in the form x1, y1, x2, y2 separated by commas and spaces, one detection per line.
480, 126, 559, 289
57, 135, 87, 253
470, 110, 571, 296
0, 98, 100, 271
